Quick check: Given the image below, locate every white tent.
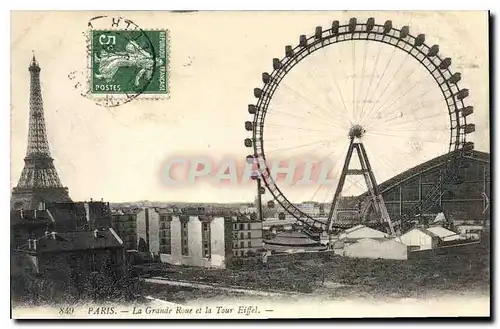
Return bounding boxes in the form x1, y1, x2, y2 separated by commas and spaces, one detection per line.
426, 226, 461, 242
433, 212, 446, 224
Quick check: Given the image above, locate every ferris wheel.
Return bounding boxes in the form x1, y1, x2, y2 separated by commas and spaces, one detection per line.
245, 18, 475, 235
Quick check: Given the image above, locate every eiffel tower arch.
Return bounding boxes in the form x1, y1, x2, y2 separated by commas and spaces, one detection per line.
11, 55, 71, 210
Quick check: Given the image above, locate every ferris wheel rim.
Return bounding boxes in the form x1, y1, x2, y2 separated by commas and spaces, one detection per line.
246, 18, 474, 230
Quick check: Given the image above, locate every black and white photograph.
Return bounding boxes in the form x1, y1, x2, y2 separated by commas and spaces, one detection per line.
9, 10, 491, 319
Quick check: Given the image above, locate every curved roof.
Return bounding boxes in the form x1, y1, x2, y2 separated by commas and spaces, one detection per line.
362, 150, 490, 196
264, 231, 321, 247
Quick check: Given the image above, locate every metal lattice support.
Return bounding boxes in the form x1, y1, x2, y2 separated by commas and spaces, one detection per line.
11, 55, 71, 210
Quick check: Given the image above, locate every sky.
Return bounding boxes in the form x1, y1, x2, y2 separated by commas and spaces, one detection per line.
10, 11, 489, 203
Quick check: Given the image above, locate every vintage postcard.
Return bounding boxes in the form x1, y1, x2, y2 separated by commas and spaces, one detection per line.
10, 11, 490, 319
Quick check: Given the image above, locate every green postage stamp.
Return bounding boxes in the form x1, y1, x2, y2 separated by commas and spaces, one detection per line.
90, 29, 169, 96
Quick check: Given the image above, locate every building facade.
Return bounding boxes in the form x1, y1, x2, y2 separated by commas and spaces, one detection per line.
12, 228, 125, 280
136, 208, 160, 253
114, 207, 268, 266
398, 228, 440, 251
231, 214, 264, 257
11, 201, 113, 248
111, 208, 140, 250
158, 214, 233, 268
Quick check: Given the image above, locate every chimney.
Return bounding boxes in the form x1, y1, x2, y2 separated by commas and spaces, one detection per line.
34, 209, 37, 218
84, 202, 90, 223
32, 239, 37, 250
28, 239, 32, 249
93, 229, 99, 238
44, 231, 50, 236
20, 209, 24, 219
38, 202, 45, 210
50, 232, 57, 240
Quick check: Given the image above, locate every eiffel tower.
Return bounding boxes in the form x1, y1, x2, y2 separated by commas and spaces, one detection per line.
11, 54, 71, 210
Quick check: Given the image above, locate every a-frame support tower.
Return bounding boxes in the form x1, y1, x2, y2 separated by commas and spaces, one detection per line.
326, 126, 396, 235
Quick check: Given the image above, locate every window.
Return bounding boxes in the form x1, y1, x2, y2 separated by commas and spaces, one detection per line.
202, 222, 211, 259
401, 182, 419, 201
233, 223, 237, 230
385, 203, 400, 219
239, 223, 244, 230
90, 253, 97, 272
233, 232, 238, 239
421, 170, 440, 184
402, 202, 418, 215
383, 187, 400, 202
181, 218, 189, 256
240, 250, 245, 257
459, 164, 484, 182
159, 219, 171, 254
240, 241, 244, 248
247, 241, 252, 248
247, 232, 251, 239
240, 232, 244, 239
233, 242, 238, 249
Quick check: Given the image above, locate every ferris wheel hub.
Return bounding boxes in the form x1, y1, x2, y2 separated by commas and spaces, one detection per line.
348, 124, 366, 140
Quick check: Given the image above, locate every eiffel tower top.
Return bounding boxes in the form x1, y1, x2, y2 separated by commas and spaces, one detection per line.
26, 53, 50, 157
29, 51, 40, 72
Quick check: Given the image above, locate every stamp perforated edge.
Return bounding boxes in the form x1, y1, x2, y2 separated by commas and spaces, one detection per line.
85, 28, 171, 101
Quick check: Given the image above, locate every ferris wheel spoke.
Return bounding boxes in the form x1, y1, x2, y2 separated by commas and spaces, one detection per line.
278, 81, 348, 127
373, 104, 449, 130
365, 131, 443, 145
265, 123, 336, 134
311, 182, 326, 202
365, 142, 405, 175
329, 78, 354, 126
331, 42, 357, 125
358, 43, 383, 121
366, 62, 423, 122
352, 39, 357, 122
371, 71, 439, 123
268, 107, 339, 127
378, 125, 450, 132
359, 46, 398, 124
385, 93, 443, 122
364, 94, 445, 131
317, 143, 354, 201
317, 47, 355, 126
265, 132, 344, 149
288, 148, 338, 188
266, 116, 342, 134
350, 176, 369, 193
376, 111, 450, 131
361, 53, 413, 126
265, 138, 338, 155
376, 66, 442, 117
306, 52, 346, 121
355, 40, 370, 123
